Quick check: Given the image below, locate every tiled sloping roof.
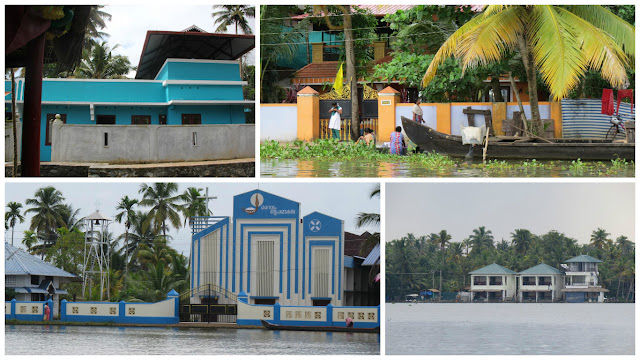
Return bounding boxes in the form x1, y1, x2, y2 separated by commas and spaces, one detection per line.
469, 263, 516, 275
5, 242, 78, 278
564, 255, 603, 263
519, 263, 563, 275
362, 243, 380, 266
294, 61, 341, 79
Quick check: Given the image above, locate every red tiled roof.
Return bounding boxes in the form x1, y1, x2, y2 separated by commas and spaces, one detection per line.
293, 61, 341, 79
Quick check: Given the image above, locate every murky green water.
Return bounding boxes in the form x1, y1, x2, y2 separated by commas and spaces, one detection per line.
261, 159, 635, 177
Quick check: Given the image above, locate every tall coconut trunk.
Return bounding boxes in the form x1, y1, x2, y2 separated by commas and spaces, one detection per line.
516, 33, 543, 136
343, 6, 360, 141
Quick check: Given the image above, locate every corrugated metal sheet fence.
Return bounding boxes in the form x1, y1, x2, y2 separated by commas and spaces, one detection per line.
562, 98, 635, 139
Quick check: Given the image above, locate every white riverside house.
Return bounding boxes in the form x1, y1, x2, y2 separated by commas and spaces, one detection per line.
5, 242, 79, 316
561, 255, 608, 303
518, 263, 564, 302
469, 255, 609, 303
469, 263, 518, 301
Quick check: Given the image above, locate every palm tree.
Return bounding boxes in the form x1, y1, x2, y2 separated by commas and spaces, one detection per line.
59, 203, 83, 231
85, 5, 112, 45
25, 186, 67, 250
462, 237, 472, 255
511, 229, 533, 254
590, 228, 611, 250
212, 5, 255, 35
138, 183, 182, 239
356, 184, 381, 252
119, 210, 156, 271
115, 195, 138, 291
469, 226, 494, 253
260, 6, 309, 102
179, 188, 210, 227
75, 42, 134, 79
22, 230, 38, 254
5, 202, 25, 246
422, 5, 634, 135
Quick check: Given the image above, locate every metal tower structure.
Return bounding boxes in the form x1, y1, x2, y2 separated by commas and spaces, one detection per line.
82, 210, 112, 301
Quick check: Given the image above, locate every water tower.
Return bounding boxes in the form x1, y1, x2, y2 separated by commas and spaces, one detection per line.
82, 210, 112, 301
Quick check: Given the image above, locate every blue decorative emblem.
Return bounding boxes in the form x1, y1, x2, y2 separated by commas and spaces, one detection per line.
309, 219, 321, 232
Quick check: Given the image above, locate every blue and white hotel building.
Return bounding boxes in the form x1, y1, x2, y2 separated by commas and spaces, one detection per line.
190, 189, 345, 307
5, 27, 255, 162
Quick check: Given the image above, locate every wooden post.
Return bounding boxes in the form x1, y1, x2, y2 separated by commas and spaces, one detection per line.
21, 33, 46, 177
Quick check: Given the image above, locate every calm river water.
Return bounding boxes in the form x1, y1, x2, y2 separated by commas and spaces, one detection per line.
261, 159, 634, 177
386, 303, 634, 355
5, 325, 379, 355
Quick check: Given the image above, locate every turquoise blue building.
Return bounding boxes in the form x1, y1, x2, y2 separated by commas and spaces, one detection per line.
5, 28, 255, 161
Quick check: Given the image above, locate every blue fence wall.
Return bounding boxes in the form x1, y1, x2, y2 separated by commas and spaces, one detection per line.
5, 299, 53, 321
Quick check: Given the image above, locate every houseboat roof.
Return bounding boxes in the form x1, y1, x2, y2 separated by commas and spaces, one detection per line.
5, 242, 78, 278
135, 30, 255, 80
469, 263, 516, 275
519, 263, 563, 275
564, 255, 603, 263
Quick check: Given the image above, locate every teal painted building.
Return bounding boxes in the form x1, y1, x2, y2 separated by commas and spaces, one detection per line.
5, 28, 254, 161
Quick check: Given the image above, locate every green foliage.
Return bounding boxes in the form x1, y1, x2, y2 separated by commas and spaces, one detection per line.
382, 5, 477, 54
387, 228, 634, 301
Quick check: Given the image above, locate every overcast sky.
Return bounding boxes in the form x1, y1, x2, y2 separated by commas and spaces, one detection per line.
103, 4, 255, 77
5, 182, 379, 256
386, 182, 635, 245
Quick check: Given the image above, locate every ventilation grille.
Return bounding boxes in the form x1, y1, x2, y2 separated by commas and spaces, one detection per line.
313, 248, 331, 297
256, 241, 275, 297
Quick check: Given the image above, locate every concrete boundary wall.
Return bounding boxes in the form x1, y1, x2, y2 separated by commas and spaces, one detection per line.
5, 299, 52, 321
236, 299, 379, 328
5, 121, 22, 162
51, 123, 254, 163
260, 86, 564, 142
60, 291, 179, 324
260, 104, 297, 142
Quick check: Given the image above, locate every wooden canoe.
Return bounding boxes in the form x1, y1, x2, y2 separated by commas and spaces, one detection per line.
260, 319, 380, 333
401, 116, 635, 161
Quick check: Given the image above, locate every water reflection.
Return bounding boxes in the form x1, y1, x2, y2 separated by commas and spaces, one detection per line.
5, 325, 379, 355
262, 159, 634, 178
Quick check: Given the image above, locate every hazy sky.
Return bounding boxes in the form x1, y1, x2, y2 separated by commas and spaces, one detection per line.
5, 182, 379, 256
103, 4, 256, 77
386, 182, 635, 244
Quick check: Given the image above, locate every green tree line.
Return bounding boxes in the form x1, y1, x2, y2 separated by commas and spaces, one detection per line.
5, 183, 211, 302
386, 227, 634, 302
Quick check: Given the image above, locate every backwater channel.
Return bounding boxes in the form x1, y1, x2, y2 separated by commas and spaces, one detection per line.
5, 325, 380, 355
261, 159, 635, 177
386, 303, 634, 355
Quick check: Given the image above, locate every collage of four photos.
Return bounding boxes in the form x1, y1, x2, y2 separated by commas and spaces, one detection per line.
3, 3, 636, 357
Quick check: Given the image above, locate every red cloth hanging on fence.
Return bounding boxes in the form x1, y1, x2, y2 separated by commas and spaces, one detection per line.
616, 89, 634, 115
601, 89, 614, 115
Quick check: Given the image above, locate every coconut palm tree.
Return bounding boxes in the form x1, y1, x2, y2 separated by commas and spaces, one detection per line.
138, 183, 182, 240
422, 5, 634, 135
59, 203, 83, 231
356, 184, 381, 252
469, 226, 494, 253
590, 228, 611, 250
75, 41, 134, 79
119, 210, 156, 271
5, 202, 25, 246
25, 186, 67, 250
212, 5, 255, 35
179, 188, 210, 227
115, 195, 138, 291
511, 228, 533, 254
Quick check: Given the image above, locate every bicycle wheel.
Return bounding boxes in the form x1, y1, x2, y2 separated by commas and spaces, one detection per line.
605, 125, 618, 140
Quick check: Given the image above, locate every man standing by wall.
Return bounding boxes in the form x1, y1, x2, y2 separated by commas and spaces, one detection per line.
328, 102, 342, 140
